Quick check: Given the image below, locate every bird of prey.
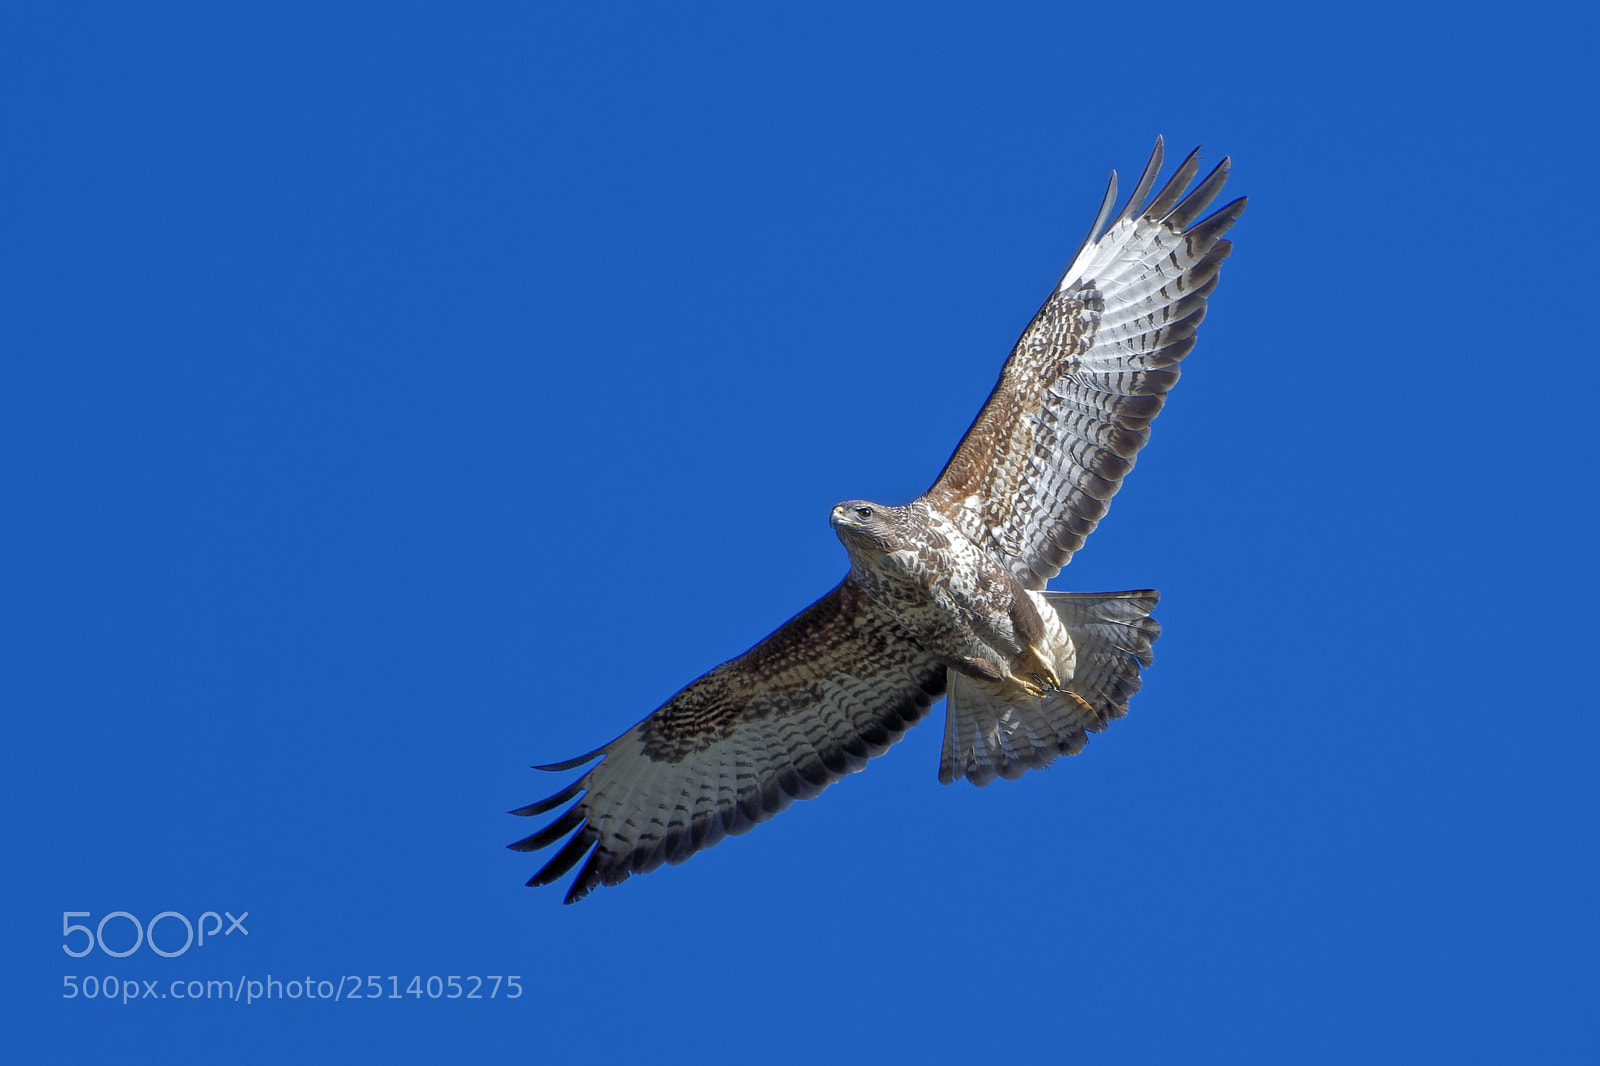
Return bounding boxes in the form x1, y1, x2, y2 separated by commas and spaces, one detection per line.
512, 137, 1245, 903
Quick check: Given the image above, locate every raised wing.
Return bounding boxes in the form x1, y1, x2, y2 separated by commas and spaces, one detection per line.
510, 581, 945, 903
924, 138, 1246, 588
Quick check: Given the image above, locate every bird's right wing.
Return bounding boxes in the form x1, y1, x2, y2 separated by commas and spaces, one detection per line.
510, 581, 946, 903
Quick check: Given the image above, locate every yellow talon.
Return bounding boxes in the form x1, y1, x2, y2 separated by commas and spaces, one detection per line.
1026, 645, 1061, 690
1005, 670, 1047, 701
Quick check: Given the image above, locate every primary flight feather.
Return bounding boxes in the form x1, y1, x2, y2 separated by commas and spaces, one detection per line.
511, 137, 1246, 902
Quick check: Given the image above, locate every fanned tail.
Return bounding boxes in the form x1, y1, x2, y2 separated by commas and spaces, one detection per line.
938, 590, 1159, 786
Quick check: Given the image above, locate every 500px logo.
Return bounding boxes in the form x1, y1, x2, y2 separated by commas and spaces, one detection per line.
62, 911, 248, 959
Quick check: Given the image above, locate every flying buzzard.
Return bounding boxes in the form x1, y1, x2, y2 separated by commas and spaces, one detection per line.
512, 138, 1245, 902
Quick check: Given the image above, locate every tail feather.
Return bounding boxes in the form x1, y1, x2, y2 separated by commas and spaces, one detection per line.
938, 590, 1160, 786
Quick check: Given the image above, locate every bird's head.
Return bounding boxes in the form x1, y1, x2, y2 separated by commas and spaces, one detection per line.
830, 500, 901, 560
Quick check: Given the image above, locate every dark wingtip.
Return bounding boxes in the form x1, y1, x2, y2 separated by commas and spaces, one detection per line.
561, 850, 608, 903
1144, 145, 1203, 221
509, 776, 586, 817
1114, 136, 1166, 227
508, 804, 586, 853
1164, 156, 1233, 230
528, 829, 595, 887
531, 746, 607, 772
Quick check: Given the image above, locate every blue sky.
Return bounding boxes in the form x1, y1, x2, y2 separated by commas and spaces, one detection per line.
5, 1, 1597, 1062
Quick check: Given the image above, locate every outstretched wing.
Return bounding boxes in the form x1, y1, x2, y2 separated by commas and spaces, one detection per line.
510, 581, 945, 903
923, 138, 1246, 589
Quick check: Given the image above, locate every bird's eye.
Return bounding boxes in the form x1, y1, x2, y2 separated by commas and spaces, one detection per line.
855, 506, 873, 519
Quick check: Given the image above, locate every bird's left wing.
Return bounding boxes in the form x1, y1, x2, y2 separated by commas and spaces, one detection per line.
510, 580, 945, 903
923, 138, 1245, 588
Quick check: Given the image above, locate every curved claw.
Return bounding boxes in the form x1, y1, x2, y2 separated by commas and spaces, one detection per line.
1003, 670, 1048, 701
1025, 644, 1061, 690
